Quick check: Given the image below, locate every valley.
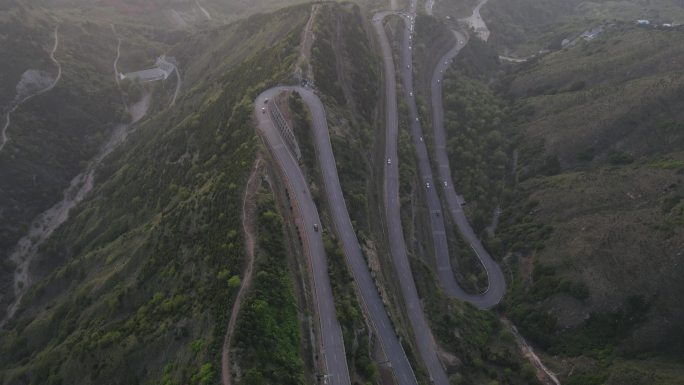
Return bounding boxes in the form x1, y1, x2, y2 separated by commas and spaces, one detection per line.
0, 0, 683, 384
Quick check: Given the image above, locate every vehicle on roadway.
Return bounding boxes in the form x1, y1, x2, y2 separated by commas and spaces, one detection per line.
264, 98, 269, 104
261, 107, 266, 113
313, 223, 319, 232
426, 182, 430, 189
420, 136, 423, 142
387, 158, 392, 164
444, 181, 447, 187
409, 91, 413, 97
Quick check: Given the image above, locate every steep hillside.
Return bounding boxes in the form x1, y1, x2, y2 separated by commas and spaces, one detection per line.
506, 24, 684, 167
493, 24, 684, 383
481, 0, 684, 55
0, 3, 140, 315
0, 2, 56, 106
433, 15, 684, 385
410, 0, 684, 379
306, 3, 392, 383
0, 4, 309, 384
37, 0, 309, 29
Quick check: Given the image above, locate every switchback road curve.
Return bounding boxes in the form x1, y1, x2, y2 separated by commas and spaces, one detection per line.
396, 8, 506, 309
256, 86, 420, 385
373, 10, 451, 385
255, 87, 351, 385
428, 34, 507, 309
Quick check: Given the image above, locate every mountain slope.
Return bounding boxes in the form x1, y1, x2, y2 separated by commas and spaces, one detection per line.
445, 8, 684, 383
0, 5, 309, 384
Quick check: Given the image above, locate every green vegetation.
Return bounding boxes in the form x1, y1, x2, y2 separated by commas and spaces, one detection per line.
311, 10, 346, 105
411, 258, 540, 385
410, 15, 500, 293
233, 191, 305, 385
287, 89, 381, 384
505, 26, 684, 166
3, 1, 684, 384
288, 93, 316, 173
306, 5, 386, 382
0, 5, 136, 317
415, 3, 684, 381
480, 12, 684, 384
312, 2, 380, 122
324, 235, 380, 384
432, 0, 477, 19
482, 0, 684, 55
0, 4, 309, 384
441, 74, 512, 232
445, 223, 488, 294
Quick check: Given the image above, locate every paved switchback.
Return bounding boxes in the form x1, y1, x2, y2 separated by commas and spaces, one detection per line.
255, 88, 351, 385
428, 34, 507, 308
373, 12, 451, 385
256, 86, 418, 385
398, 9, 507, 308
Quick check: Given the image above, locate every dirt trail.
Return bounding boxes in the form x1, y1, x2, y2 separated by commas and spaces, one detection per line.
221, 157, 263, 385
1, 25, 62, 152
502, 318, 561, 385
0, 35, 150, 326
295, 4, 319, 84
111, 24, 128, 110
170, 66, 181, 106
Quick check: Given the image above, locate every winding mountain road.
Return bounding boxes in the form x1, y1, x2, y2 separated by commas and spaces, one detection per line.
428, 34, 507, 308
373, 9, 451, 385
370, 0, 507, 381
255, 88, 351, 385
256, 85, 420, 385
393, 6, 506, 309
1, 26, 62, 153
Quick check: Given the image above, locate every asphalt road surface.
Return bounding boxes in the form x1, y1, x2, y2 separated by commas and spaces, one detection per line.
399, 15, 506, 308
428, 34, 507, 309
373, 11, 451, 385
255, 88, 351, 385
254, 1, 507, 383
256, 87, 428, 385
296, 87, 419, 385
